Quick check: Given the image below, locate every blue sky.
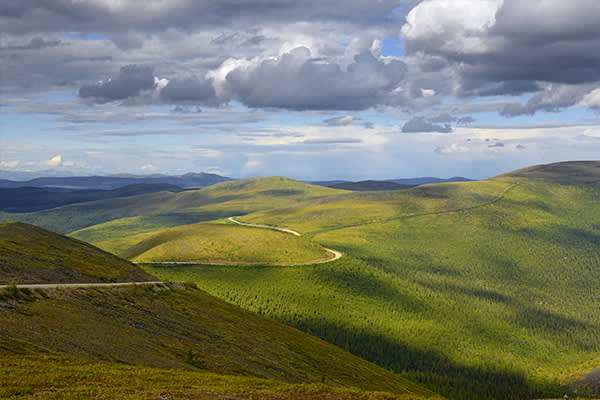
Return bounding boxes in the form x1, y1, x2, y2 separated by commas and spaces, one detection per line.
2, 0, 600, 180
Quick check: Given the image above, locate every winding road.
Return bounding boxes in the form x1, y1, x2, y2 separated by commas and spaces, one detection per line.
0, 281, 164, 290
144, 218, 342, 266
228, 216, 342, 263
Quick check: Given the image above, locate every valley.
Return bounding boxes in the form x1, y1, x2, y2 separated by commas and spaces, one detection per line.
2, 161, 600, 399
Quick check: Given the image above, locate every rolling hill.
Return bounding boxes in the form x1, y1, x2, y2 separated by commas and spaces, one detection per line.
119, 221, 333, 265
327, 180, 416, 191
4, 162, 600, 398
140, 162, 600, 399
0, 224, 438, 399
310, 176, 473, 190
0, 176, 345, 236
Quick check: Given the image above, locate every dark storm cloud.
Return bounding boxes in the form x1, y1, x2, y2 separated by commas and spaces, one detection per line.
402, 116, 452, 133
324, 115, 354, 126
5, 0, 600, 117
456, 116, 475, 125
1, 37, 62, 50
429, 113, 455, 123
0, 0, 407, 34
500, 85, 592, 116
401, 0, 600, 113
160, 76, 218, 105
79, 64, 156, 103
225, 47, 407, 110
427, 114, 474, 125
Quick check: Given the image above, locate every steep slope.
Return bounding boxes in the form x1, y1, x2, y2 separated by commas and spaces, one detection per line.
1, 356, 432, 400
0, 226, 439, 399
120, 221, 332, 265
145, 161, 600, 399
0, 222, 155, 284
506, 160, 600, 184
0, 283, 439, 399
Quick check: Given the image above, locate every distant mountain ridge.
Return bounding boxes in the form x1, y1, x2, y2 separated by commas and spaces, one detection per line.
0, 183, 185, 213
310, 176, 473, 191
0, 171, 231, 190
328, 180, 416, 191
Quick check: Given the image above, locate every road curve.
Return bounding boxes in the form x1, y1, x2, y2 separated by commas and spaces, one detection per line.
0, 281, 164, 290
228, 216, 342, 264
142, 217, 342, 266
227, 217, 301, 236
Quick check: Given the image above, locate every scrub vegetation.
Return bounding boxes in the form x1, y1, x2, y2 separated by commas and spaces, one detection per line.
0, 282, 436, 399
142, 162, 600, 399
0, 222, 155, 284
3, 161, 600, 399
120, 221, 332, 265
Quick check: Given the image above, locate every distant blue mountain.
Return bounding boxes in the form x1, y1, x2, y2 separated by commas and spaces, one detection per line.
310, 176, 473, 191
0, 184, 185, 212
387, 177, 473, 186
0, 172, 231, 191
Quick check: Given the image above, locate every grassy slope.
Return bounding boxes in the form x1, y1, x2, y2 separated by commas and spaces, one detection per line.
0, 284, 438, 399
144, 163, 600, 399
6, 162, 600, 398
120, 221, 331, 264
1, 356, 425, 400
0, 222, 155, 284
0, 176, 344, 237
240, 179, 510, 234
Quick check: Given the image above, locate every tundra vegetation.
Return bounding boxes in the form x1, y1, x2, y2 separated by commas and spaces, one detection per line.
2, 162, 600, 399
0, 224, 437, 400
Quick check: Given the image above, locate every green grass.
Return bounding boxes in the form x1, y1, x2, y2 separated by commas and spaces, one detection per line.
5, 162, 600, 399
0, 222, 155, 284
0, 355, 432, 400
120, 221, 332, 264
0, 176, 344, 236
144, 164, 600, 399
0, 283, 438, 399
240, 179, 511, 235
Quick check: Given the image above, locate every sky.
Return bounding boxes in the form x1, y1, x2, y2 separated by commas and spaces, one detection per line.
2, 0, 600, 180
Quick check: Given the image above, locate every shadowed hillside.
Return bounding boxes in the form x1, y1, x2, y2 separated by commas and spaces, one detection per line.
0, 225, 440, 399
0, 176, 346, 236
0, 183, 184, 212
144, 161, 600, 399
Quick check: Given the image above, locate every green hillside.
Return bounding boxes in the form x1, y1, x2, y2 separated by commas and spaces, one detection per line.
119, 221, 333, 265
0, 223, 438, 399
506, 160, 600, 184
0, 284, 437, 399
0, 222, 155, 284
0, 176, 344, 239
5, 162, 600, 399
144, 162, 600, 399
1, 356, 428, 400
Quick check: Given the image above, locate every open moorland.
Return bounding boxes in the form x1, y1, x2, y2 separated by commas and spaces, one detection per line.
0, 223, 438, 400
2, 161, 600, 399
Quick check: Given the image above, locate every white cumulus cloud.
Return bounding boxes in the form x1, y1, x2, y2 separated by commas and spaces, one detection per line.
0, 160, 20, 168
435, 143, 470, 154
45, 155, 63, 166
